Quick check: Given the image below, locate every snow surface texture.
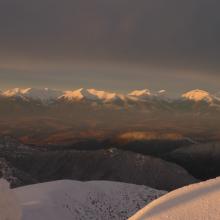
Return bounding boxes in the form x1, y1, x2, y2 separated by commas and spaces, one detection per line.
0, 179, 21, 220
14, 180, 165, 220
130, 177, 220, 220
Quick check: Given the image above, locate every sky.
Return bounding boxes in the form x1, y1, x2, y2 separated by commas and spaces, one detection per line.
0, 0, 220, 95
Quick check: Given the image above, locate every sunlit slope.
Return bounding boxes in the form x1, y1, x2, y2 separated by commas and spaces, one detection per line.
130, 177, 220, 220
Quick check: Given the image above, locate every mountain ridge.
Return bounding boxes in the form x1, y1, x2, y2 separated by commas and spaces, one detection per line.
1, 87, 219, 103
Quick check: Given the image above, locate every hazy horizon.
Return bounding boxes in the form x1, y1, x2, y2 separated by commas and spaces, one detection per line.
1, 65, 220, 97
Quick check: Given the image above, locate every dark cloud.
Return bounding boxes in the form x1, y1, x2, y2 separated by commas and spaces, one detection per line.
0, 0, 220, 91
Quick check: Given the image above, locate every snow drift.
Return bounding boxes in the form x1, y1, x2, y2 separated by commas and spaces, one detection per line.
130, 177, 220, 220
14, 180, 165, 220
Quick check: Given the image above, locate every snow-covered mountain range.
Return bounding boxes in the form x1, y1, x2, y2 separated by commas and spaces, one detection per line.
1, 87, 220, 117
0, 88, 215, 102
1, 87, 163, 103
2, 87, 219, 103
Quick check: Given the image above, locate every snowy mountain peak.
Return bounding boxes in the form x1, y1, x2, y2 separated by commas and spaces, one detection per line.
157, 90, 166, 95
128, 89, 168, 101
182, 89, 213, 103
129, 89, 151, 97
60, 88, 100, 101
60, 88, 120, 102
88, 89, 118, 101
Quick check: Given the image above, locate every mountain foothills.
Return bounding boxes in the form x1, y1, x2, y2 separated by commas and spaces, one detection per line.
1, 135, 220, 194
0, 136, 196, 190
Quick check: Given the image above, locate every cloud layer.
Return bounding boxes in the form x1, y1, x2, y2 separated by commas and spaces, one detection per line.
0, 0, 219, 92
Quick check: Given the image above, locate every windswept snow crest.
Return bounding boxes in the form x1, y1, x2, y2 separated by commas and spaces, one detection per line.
130, 177, 220, 220
14, 180, 165, 220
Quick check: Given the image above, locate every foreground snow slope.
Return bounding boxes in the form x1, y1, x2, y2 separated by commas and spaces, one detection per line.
130, 177, 220, 220
0, 179, 21, 220
14, 180, 165, 220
